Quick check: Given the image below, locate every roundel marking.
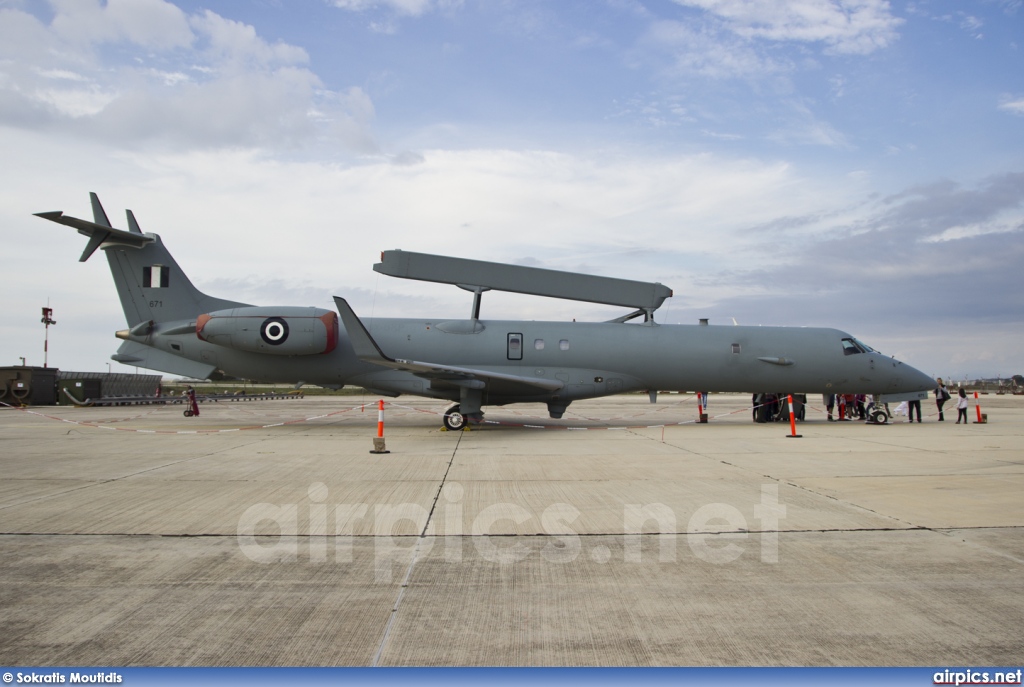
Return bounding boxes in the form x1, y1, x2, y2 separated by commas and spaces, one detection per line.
261, 317, 289, 345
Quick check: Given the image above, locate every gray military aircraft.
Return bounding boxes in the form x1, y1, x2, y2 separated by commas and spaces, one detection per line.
37, 194, 935, 429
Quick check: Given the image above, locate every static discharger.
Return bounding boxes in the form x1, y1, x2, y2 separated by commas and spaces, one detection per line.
370, 399, 390, 454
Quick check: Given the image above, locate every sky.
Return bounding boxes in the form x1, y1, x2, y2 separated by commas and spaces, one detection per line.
1, 0, 1022, 382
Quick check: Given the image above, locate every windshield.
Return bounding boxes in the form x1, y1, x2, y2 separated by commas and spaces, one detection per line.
841, 337, 877, 355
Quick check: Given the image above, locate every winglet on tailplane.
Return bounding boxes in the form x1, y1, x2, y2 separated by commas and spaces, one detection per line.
35, 192, 153, 262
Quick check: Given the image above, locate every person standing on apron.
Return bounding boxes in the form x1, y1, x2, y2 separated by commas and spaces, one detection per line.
935, 378, 950, 421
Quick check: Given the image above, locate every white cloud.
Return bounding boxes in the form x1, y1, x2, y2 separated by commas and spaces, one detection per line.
50, 0, 193, 51
646, 19, 786, 78
767, 101, 851, 148
331, 0, 452, 17
32, 85, 118, 118
0, 3, 376, 153
0, 125, 861, 370
999, 95, 1024, 116
922, 216, 1024, 243
671, 0, 903, 54
189, 10, 308, 69
959, 14, 984, 38
3, 125, 1020, 378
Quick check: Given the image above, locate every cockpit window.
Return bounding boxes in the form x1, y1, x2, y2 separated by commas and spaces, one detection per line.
853, 338, 875, 353
841, 337, 874, 355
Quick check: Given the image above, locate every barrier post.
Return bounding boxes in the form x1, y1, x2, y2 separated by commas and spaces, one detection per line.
697, 392, 708, 423
973, 391, 986, 424
370, 399, 390, 453
786, 394, 802, 438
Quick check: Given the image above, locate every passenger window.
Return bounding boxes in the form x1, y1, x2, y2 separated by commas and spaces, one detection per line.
534, 339, 545, 350
731, 343, 741, 354
559, 339, 569, 351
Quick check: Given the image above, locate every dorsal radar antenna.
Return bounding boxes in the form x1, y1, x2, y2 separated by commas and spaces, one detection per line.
374, 250, 673, 323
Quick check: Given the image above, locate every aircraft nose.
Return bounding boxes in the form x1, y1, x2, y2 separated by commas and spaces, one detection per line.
899, 361, 935, 392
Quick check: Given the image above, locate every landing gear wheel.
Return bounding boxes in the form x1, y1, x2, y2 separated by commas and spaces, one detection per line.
870, 409, 888, 425
443, 405, 466, 431
183, 409, 194, 417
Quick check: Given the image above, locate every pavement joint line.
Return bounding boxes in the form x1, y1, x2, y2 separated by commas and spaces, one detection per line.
370, 423, 464, 668
645, 430, 928, 531
0, 426, 299, 514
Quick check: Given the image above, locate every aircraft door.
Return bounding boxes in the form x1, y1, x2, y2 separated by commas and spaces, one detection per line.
507, 332, 523, 361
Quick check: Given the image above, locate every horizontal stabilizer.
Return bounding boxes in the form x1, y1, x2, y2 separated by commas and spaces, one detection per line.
35, 208, 153, 261
112, 341, 217, 380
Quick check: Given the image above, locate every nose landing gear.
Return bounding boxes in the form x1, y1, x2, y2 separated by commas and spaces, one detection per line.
868, 408, 889, 424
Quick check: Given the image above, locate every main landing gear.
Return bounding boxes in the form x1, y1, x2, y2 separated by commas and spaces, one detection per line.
443, 405, 466, 431
443, 404, 484, 431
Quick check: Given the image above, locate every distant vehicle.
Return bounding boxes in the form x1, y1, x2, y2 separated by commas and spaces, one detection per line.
37, 194, 935, 429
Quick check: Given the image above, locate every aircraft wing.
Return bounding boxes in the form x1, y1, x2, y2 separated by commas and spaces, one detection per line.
334, 297, 563, 395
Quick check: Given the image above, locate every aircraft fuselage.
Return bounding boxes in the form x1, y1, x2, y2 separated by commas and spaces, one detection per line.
180, 316, 934, 404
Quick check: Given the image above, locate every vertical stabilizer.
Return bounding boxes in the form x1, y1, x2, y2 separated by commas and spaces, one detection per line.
38, 194, 249, 327
105, 234, 248, 326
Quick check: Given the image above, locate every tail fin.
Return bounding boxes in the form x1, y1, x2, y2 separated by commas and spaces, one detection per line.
36, 193, 248, 326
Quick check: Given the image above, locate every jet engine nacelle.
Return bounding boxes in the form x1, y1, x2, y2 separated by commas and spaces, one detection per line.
196, 306, 338, 356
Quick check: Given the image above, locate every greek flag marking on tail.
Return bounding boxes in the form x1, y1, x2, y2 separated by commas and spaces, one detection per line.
143, 264, 170, 288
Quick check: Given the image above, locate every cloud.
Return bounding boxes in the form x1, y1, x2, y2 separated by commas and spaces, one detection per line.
694, 173, 1024, 341
766, 100, 850, 147
0, 2, 377, 153
5, 120, 1021, 378
644, 18, 788, 79
189, 10, 309, 68
999, 95, 1024, 116
331, 0, 436, 16
49, 0, 193, 51
671, 0, 903, 54
330, 0, 463, 30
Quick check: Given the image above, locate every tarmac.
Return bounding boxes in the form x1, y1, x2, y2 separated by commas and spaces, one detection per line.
1, 392, 1022, 666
